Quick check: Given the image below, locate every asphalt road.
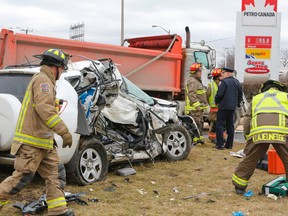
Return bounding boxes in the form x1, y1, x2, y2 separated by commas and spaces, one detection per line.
202, 123, 246, 143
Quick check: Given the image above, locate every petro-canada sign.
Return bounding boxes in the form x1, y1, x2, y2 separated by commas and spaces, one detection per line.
242, 0, 278, 26
235, 0, 281, 82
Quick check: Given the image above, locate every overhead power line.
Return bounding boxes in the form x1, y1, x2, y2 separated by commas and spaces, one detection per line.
207, 36, 235, 43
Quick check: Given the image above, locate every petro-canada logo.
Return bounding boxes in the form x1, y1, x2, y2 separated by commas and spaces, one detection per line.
241, 0, 278, 26
242, 0, 277, 12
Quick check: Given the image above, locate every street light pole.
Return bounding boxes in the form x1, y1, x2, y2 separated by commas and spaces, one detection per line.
152, 25, 170, 35
224, 47, 229, 67
121, 0, 124, 45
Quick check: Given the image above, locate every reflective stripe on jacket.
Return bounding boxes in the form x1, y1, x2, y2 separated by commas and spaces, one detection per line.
248, 89, 288, 143
13, 65, 69, 150
185, 76, 208, 112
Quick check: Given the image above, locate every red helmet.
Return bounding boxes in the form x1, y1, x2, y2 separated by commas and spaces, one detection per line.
211, 68, 223, 77
190, 63, 202, 74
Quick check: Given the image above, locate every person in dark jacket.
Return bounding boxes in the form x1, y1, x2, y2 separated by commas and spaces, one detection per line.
215, 67, 243, 150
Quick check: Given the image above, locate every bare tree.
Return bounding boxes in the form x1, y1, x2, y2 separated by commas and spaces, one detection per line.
218, 47, 235, 68
280, 48, 288, 67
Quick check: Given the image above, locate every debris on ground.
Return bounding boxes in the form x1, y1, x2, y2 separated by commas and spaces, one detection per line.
88, 198, 99, 203
116, 167, 136, 176
13, 192, 87, 215
153, 190, 159, 195
232, 211, 245, 216
104, 186, 116, 192
182, 192, 212, 200
172, 187, 179, 193
206, 199, 216, 203
138, 189, 147, 195
230, 149, 246, 158
243, 190, 254, 198
267, 194, 278, 200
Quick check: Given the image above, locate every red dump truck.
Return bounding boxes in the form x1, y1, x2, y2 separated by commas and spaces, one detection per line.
0, 27, 216, 101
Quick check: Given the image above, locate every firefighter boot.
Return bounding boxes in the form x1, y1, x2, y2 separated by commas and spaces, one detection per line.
193, 136, 205, 145
0, 200, 8, 211
235, 186, 245, 195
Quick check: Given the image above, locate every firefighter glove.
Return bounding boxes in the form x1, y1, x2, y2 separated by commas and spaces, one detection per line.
62, 132, 72, 148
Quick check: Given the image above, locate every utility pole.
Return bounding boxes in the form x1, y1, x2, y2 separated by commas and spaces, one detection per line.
121, 0, 124, 45
17, 27, 33, 34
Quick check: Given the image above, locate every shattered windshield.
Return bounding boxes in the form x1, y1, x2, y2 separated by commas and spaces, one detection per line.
122, 76, 154, 105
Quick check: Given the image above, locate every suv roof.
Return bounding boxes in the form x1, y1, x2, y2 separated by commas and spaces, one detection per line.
0, 67, 39, 74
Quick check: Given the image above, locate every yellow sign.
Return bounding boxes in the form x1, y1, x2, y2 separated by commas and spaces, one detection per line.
246, 48, 271, 59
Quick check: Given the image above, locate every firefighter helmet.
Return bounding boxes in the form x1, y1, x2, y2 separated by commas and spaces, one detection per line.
34, 48, 70, 70
211, 68, 222, 77
190, 63, 202, 74
260, 80, 287, 93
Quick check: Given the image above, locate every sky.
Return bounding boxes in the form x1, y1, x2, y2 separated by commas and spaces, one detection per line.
1, 0, 288, 62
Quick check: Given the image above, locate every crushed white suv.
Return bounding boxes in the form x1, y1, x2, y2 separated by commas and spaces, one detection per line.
0, 58, 197, 186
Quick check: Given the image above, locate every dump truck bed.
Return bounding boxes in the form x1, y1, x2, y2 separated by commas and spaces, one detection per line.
0, 29, 183, 95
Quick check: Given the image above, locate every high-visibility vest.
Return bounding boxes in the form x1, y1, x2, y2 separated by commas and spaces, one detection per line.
249, 89, 288, 137
208, 81, 218, 108
185, 86, 207, 112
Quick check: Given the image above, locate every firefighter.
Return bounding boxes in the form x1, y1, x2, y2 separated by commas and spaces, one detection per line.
0, 48, 74, 216
206, 68, 222, 143
232, 80, 288, 194
215, 67, 242, 150
185, 62, 208, 144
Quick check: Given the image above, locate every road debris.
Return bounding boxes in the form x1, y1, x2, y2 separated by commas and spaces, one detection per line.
13, 192, 87, 215
267, 194, 278, 200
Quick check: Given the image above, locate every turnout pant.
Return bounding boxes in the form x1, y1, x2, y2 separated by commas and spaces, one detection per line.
189, 110, 204, 135
208, 111, 217, 141
216, 109, 234, 148
0, 144, 68, 215
232, 141, 288, 190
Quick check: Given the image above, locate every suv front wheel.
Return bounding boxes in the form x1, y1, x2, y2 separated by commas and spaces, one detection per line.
66, 137, 108, 186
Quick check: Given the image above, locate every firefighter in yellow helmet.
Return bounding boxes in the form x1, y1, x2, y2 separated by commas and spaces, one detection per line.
206, 68, 223, 143
0, 48, 74, 216
232, 80, 288, 195
185, 62, 208, 144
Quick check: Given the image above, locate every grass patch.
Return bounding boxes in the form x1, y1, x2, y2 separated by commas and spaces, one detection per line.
1, 140, 286, 216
